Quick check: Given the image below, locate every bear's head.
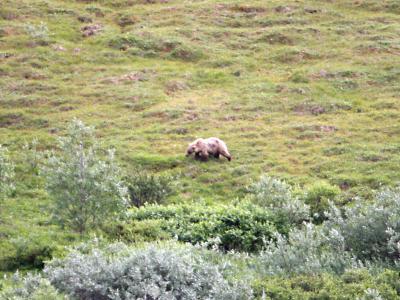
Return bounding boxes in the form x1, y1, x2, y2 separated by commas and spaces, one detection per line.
186, 143, 196, 157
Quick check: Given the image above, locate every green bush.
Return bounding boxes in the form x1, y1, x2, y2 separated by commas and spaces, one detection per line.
258, 223, 356, 276
0, 235, 62, 271
0, 144, 15, 201
253, 269, 399, 300
304, 181, 340, 223
125, 172, 174, 207
105, 219, 172, 243
247, 175, 310, 225
24, 22, 51, 45
0, 273, 66, 300
325, 186, 400, 262
129, 202, 287, 252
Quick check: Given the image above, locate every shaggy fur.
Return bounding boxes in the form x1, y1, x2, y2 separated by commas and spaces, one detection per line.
186, 137, 232, 161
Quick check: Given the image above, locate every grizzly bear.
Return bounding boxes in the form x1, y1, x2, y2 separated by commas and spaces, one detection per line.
186, 137, 232, 161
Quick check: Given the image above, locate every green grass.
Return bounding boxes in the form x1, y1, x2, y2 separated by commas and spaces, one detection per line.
1, 0, 400, 273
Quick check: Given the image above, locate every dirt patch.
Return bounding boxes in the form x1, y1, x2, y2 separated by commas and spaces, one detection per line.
231, 5, 266, 13
81, 24, 102, 37
164, 81, 188, 95
0, 113, 25, 128
304, 8, 320, 14
320, 125, 337, 132
311, 69, 362, 80
293, 103, 326, 115
117, 14, 138, 27
275, 50, 320, 64
22, 71, 46, 80
166, 127, 188, 135
59, 106, 75, 112
52, 44, 66, 51
274, 6, 295, 13
258, 32, 293, 45
102, 70, 156, 84
77, 16, 93, 23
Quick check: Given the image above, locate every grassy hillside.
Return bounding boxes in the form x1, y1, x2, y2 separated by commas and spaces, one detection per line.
1, 0, 400, 277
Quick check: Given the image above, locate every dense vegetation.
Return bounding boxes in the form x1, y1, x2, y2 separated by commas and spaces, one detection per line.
1, 0, 400, 299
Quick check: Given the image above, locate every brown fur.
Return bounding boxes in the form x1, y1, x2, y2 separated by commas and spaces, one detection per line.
186, 137, 232, 161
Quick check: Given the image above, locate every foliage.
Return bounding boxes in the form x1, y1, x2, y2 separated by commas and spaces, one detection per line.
21, 138, 42, 175
24, 22, 50, 44
325, 186, 400, 262
258, 223, 357, 276
247, 175, 310, 225
253, 269, 400, 300
0, 145, 15, 202
42, 119, 128, 234
304, 181, 341, 223
1, 236, 55, 271
125, 172, 174, 207
44, 241, 253, 300
0, 272, 67, 300
129, 202, 285, 252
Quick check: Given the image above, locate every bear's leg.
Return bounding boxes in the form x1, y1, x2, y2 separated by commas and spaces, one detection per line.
213, 153, 220, 159
200, 150, 209, 161
195, 151, 209, 161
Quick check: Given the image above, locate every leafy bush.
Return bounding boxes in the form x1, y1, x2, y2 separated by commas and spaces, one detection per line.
325, 186, 400, 262
247, 175, 310, 225
129, 202, 285, 252
0, 272, 66, 300
0, 237, 55, 271
258, 223, 357, 276
42, 119, 128, 234
44, 242, 253, 299
22, 138, 42, 175
24, 22, 50, 45
0, 144, 15, 201
304, 181, 340, 223
105, 219, 172, 243
253, 269, 399, 300
125, 172, 174, 207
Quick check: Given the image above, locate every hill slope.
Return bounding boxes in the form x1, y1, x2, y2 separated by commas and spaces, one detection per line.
1, 0, 400, 274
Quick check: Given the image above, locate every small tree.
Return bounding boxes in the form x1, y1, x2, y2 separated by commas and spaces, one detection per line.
0, 145, 15, 202
43, 119, 128, 234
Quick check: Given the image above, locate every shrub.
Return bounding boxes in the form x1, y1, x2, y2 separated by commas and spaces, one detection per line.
304, 181, 340, 223
129, 202, 284, 252
0, 144, 15, 201
22, 138, 42, 175
42, 119, 128, 234
1, 237, 54, 271
125, 172, 174, 207
24, 22, 50, 45
290, 71, 309, 83
0, 273, 66, 300
253, 269, 399, 300
247, 175, 310, 225
258, 223, 357, 276
325, 186, 400, 262
44, 242, 253, 299
105, 219, 172, 243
